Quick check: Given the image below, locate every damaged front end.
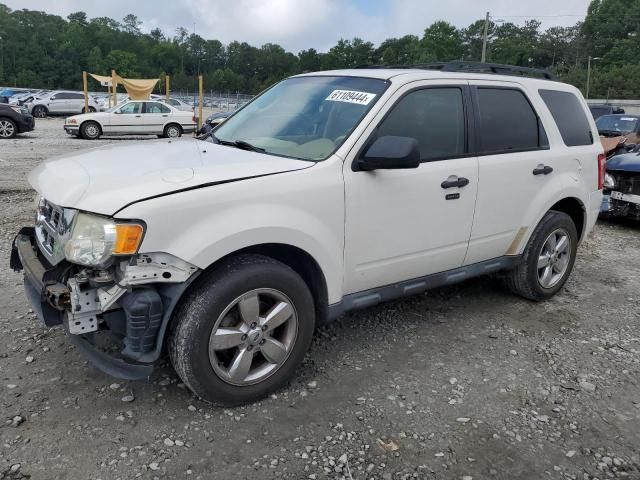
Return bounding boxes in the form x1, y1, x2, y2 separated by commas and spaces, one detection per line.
10, 199, 200, 380
601, 148, 640, 220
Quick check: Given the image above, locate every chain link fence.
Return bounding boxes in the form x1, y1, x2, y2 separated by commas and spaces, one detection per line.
166, 91, 254, 111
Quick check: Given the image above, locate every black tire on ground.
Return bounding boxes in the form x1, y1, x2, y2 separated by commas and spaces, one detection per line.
32, 106, 47, 118
505, 210, 578, 301
81, 121, 101, 140
169, 254, 316, 406
0, 117, 18, 139
82, 106, 96, 113
163, 123, 182, 138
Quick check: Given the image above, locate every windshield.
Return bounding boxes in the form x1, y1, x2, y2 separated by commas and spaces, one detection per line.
213, 76, 388, 161
596, 115, 638, 134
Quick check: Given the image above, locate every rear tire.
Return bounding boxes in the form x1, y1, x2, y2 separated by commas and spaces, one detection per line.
0, 118, 17, 139
505, 210, 578, 301
169, 254, 315, 406
81, 121, 101, 140
82, 106, 96, 113
163, 123, 182, 138
33, 106, 47, 118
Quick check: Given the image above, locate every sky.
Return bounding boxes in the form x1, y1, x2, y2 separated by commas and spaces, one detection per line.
3, 0, 593, 52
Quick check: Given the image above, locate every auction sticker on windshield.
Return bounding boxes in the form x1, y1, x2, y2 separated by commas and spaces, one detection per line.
326, 90, 376, 105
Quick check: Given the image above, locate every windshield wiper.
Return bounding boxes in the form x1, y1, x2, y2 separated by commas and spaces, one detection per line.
208, 135, 266, 153
599, 129, 626, 137
232, 140, 266, 153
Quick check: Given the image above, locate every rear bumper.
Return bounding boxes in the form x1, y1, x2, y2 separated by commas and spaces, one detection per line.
585, 189, 603, 235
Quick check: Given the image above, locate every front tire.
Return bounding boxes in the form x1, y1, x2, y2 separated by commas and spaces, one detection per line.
0, 118, 17, 139
505, 210, 578, 301
169, 254, 315, 406
82, 106, 96, 113
81, 121, 101, 140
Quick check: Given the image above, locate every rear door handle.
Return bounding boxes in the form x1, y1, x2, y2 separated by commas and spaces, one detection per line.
533, 164, 553, 175
135, 115, 142, 117
441, 176, 470, 189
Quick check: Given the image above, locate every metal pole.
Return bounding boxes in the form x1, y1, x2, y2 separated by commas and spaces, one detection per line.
82, 71, 89, 113
111, 69, 117, 107
481, 12, 490, 63
586, 56, 592, 100
198, 75, 203, 129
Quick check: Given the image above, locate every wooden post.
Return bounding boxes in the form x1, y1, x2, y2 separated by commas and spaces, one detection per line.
165, 75, 170, 102
111, 69, 117, 107
198, 75, 204, 129
82, 71, 89, 113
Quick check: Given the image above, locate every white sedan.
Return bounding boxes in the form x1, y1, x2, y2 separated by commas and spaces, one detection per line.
64, 100, 197, 140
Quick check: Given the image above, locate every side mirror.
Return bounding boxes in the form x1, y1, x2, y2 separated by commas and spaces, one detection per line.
354, 136, 421, 172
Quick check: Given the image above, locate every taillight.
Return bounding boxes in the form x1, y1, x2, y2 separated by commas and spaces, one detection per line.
597, 153, 606, 190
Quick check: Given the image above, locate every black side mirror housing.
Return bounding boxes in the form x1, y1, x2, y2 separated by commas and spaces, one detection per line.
354, 136, 421, 172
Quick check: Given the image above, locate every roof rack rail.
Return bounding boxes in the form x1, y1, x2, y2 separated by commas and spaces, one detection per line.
357, 61, 558, 81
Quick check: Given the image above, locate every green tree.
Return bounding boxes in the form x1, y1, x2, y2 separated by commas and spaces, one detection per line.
421, 21, 463, 61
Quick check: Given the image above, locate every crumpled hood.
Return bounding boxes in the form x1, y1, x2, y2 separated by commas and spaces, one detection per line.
28, 139, 312, 216
606, 152, 640, 173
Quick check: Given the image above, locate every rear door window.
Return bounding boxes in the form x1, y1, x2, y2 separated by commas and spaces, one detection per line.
475, 88, 548, 154
539, 89, 594, 146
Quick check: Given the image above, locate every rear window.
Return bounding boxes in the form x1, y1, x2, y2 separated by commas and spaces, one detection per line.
596, 115, 639, 135
476, 88, 548, 154
539, 90, 593, 146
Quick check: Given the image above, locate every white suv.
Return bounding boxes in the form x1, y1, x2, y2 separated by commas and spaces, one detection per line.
11, 64, 604, 405
28, 90, 98, 117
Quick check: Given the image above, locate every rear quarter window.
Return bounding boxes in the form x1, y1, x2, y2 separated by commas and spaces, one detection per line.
539, 89, 593, 146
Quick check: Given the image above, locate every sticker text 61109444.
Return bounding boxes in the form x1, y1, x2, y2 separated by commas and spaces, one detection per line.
325, 90, 377, 106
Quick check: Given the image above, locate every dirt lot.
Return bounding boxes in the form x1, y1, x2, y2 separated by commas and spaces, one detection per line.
1, 119, 639, 480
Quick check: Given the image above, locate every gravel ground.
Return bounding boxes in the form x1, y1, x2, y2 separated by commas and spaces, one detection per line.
1, 120, 639, 480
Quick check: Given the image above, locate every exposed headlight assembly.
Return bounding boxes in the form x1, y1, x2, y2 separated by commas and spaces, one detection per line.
603, 172, 616, 190
64, 213, 145, 266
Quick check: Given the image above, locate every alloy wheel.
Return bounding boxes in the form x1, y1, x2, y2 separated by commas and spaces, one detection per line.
537, 228, 572, 289
208, 288, 298, 386
0, 120, 15, 138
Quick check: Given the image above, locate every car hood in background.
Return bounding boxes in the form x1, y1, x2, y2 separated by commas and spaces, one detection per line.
28, 140, 313, 216
606, 152, 640, 173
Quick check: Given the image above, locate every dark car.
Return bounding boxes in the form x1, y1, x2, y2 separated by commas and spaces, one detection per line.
601, 147, 640, 220
596, 114, 640, 144
589, 103, 625, 119
0, 103, 35, 139
196, 111, 233, 136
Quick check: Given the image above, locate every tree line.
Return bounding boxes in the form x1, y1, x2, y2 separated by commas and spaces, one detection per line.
0, 0, 638, 98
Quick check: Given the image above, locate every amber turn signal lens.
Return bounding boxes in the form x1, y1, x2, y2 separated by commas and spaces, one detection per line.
113, 224, 144, 255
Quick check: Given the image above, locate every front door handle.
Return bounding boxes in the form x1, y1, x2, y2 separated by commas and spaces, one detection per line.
441, 176, 470, 189
135, 115, 142, 117
533, 164, 553, 175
